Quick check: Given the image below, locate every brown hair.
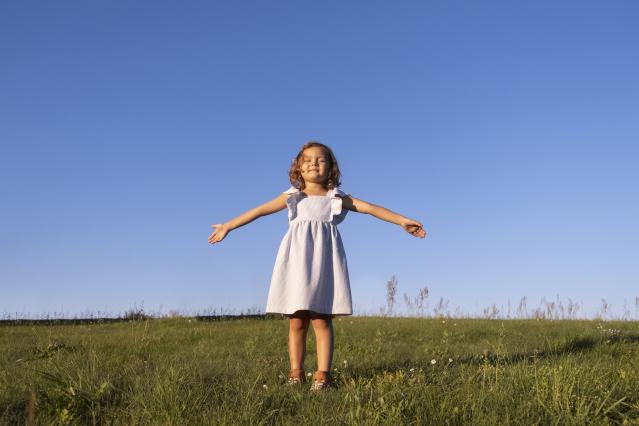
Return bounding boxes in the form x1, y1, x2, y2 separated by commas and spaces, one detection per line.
288, 141, 342, 190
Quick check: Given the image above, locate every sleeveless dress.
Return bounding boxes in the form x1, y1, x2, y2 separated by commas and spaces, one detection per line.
265, 186, 353, 316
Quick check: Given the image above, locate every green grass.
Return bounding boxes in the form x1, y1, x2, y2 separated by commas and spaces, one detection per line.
2, 317, 638, 424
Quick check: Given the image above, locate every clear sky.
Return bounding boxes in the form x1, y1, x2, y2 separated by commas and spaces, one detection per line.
1, 1, 638, 319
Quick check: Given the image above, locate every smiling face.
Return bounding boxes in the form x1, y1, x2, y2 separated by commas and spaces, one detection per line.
288, 141, 342, 190
299, 146, 330, 186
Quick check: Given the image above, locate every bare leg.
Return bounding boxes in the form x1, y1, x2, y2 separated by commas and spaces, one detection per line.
311, 315, 334, 372
288, 315, 310, 371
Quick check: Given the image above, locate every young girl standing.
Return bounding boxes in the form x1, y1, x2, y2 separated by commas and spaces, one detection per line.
208, 141, 426, 392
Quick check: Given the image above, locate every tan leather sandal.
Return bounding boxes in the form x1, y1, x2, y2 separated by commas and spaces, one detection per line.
309, 370, 332, 392
287, 368, 306, 386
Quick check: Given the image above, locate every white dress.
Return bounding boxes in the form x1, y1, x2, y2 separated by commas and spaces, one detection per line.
265, 186, 353, 316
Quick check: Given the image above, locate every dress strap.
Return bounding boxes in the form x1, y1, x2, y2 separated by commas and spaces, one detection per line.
283, 186, 300, 195
283, 186, 301, 221
327, 187, 349, 224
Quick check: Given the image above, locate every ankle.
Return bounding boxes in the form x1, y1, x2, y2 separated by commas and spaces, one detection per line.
313, 370, 331, 382
289, 368, 305, 379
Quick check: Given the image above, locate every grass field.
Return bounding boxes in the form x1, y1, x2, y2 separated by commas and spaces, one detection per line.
2, 316, 638, 424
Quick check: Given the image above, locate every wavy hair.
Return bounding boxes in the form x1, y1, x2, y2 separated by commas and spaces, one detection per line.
288, 141, 342, 190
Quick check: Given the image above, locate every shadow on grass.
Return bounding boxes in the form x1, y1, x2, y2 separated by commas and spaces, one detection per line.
340, 333, 639, 384
462, 333, 639, 367
500, 336, 598, 365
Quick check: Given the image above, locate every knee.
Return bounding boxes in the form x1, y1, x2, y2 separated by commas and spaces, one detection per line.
289, 318, 309, 333
311, 318, 332, 332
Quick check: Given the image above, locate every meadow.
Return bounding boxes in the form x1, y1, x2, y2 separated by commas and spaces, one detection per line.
1, 315, 638, 425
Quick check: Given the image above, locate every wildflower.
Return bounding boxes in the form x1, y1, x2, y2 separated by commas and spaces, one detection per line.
343, 360, 348, 365
430, 359, 436, 365
263, 384, 268, 390
410, 368, 415, 373
442, 320, 446, 324
448, 358, 453, 363
307, 372, 312, 377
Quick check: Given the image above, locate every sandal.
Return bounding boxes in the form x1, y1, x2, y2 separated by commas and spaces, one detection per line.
287, 368, 305, 386
309, 370, 332, 392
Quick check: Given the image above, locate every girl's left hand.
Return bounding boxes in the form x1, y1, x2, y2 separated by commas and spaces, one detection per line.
402, 219, 426, 238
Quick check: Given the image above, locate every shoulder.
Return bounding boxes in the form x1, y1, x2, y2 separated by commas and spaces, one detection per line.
327, 187, 348, 198
283, 186, 300, 195
328, 187, 357, 214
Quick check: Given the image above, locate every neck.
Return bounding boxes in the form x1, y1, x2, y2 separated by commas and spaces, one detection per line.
304, 181, 327, 193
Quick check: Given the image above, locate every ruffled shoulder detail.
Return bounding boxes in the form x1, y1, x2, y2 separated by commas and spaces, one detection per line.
283, 186, 302, 221
283, 186, 300, 195
327, 187, 349, 224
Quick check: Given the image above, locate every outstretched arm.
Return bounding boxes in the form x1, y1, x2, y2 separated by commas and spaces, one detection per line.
208, 193, 289, 244
341, 195, 426, 238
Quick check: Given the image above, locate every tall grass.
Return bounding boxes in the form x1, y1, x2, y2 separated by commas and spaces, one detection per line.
2, 316, 638, 424
2, 278, 638, 423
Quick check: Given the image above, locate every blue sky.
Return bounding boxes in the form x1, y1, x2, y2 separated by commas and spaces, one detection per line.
1, 1, 638, 318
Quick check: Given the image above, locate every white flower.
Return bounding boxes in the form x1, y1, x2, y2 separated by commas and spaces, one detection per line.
430, 359, 437, 365
343, 360, 348, 365
448, 358, 453, 363
262, 384, 268, 389
307, 372, 312, 377
409, 368, 415, 373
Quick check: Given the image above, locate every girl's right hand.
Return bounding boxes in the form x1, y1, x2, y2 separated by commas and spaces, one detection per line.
208, 223, 230, 244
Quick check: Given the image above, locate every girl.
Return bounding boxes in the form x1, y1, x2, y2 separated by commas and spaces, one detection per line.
208, 141, 426, 392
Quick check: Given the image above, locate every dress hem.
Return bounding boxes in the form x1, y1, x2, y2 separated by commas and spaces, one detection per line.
265, 309, 352, 317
